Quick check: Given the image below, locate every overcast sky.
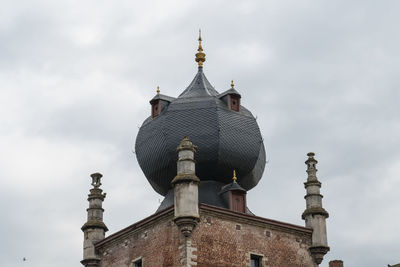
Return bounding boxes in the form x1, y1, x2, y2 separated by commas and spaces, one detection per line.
0, 0, 399, 266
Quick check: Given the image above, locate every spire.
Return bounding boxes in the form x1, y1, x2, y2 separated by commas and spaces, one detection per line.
302, 152, 329, 265
157, 86, 160, 95
195, 29, 206, 67
81, 172, 108, 267
232, 170, 237, 182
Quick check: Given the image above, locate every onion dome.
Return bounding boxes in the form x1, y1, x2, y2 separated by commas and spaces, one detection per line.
135, 34, 266, 196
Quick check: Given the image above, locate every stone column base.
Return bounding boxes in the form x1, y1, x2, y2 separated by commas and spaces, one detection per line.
309, 245, 330, 265
174, 216, 199, 237
81, 258, 100, 267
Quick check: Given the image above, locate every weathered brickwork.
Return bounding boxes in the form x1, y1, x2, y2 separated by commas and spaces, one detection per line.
98, 209, 182, 267
96, 205, 314, 267
194, 208, 314, 267
329, 260, 344, 267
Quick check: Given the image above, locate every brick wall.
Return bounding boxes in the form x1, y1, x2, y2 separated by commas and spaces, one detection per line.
97, 206, 314, 267
329, 260, 344, 267
99, 212, 181, 267
194, 208, 314, 267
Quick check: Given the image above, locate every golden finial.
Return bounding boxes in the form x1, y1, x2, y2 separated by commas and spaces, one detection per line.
198, 29, 202, 42
195, 29, 206, 67
232, 170, 237, 182
231, 80, 234, 88
156, 86, 160, 94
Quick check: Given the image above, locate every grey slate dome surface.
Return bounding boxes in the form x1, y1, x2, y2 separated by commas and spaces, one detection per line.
135, 67, 266, 196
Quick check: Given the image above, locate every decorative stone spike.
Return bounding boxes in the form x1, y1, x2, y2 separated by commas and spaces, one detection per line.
302, 153, 330, 265
81, 173, 108, 267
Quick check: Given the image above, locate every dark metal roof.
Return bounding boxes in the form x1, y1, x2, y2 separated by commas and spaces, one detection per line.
178, 67, 219, 97
135, 67, 266, 196
220, 180, 246, 194
218, 88, 241, 98
150, 93, 176, 104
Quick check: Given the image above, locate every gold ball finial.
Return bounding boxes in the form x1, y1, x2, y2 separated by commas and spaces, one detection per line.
232, 170, 237, 182
156, 86, 160, 94
231, 80, 234, 88
195, 29, 206, 67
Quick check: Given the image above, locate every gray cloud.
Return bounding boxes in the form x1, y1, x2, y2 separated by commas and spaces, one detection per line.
0, 1, 399, 266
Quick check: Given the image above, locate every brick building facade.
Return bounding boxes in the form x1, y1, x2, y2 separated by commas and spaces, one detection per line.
96, 205, 315, 267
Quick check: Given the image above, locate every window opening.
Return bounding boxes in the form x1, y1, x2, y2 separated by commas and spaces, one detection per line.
251, 254, 262, 267
151, 100, 161, 118
229, 95, 240, 112
133, 259, 142, 267
230, 191, 245, 213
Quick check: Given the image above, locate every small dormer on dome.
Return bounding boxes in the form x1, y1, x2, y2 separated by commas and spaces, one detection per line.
150, 86, 175, 118
219, 170, 247, 213
218, 80, 242, 112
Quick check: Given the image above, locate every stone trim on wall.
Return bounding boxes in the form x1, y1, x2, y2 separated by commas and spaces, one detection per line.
200, 204, 313, 236
95, 203, 313, 253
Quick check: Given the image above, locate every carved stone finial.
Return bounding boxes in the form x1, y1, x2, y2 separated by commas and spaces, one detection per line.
305, 152, 318, 181
90, 172, 102, 189
176, 136, 198, 152
172, 137, 200, 185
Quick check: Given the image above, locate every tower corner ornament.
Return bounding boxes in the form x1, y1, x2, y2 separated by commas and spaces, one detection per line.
302, 152, 330, 264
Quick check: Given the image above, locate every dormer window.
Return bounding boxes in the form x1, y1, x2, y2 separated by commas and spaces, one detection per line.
229, 190, 246, 213
218, 81, 242, 112
229, 95, 241, 112
149, 87, 175, 119
220, 170, 247, 213
151, 100, 161, 118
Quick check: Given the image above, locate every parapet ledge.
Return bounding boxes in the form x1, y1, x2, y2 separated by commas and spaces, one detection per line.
94, 206, 174, 250
302, 207, 329, 220
81, 220, 109, 232
199, 204, 313, 236
171, 173, 200, 185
